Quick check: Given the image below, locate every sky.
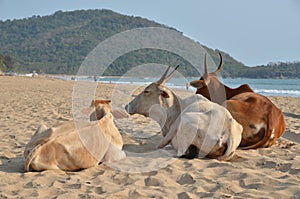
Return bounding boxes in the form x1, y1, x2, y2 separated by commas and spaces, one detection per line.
0, 0, 299, 66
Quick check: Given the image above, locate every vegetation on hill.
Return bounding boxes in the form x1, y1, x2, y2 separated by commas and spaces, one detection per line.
0, 54, 14, 73
238, 62, 300, 79
0, 9, 298, 78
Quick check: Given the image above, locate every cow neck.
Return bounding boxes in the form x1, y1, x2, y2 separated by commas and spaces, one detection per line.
207, 79, 227, 105
161, 91, 182, 137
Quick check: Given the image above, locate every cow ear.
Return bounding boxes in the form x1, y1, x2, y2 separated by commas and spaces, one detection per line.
160, 90, 170, 98
189, 80, 206, 89
158, 85, 170, 98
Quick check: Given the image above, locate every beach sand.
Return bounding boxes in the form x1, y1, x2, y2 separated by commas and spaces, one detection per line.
0, 76, 299, 198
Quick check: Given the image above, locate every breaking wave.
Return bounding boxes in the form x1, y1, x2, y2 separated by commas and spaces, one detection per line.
254, 89, 300, 97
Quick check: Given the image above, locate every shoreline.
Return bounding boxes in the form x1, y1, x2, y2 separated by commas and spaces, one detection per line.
39, 74, 300, 98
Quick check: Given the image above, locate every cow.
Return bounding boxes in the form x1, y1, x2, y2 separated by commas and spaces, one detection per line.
24, 100, 125, 172
125, 66, 243, 161
189, 53, 286, 149
189, 53, 254, 105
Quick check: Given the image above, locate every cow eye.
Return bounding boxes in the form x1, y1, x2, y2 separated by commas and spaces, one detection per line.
144, 90, 150, 94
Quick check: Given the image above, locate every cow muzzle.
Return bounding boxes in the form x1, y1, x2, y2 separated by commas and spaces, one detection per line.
125, 103, 134, 115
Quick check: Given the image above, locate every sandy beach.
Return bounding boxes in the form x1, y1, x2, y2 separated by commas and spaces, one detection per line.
0, 76, 299, 198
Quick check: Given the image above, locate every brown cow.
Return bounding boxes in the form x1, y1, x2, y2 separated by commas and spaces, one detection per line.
24, 101, 125, 172
225, 92, 286, 148
189, 53, 286, 149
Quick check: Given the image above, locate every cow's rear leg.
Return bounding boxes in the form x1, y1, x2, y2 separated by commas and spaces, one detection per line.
179, 145, 199, 159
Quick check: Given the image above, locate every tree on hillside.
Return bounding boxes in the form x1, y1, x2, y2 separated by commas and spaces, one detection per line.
0, 55, 5, 72
3, 55, 15, 72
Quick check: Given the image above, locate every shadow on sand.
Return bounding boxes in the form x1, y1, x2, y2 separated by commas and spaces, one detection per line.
284, 112, 300, 119
0, 156, 25, 173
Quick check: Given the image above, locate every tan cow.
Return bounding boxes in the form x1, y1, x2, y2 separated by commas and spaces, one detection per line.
125, 66, 242, 160
86, 99, 128, 120
24, 101, 125, 172
89, 99, 112, 121
189, 53, 286, 149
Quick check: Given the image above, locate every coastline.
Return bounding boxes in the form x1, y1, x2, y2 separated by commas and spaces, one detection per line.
40, 74, 300, 98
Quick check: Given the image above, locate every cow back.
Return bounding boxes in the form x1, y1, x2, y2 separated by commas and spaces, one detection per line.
24, 113, 123, 171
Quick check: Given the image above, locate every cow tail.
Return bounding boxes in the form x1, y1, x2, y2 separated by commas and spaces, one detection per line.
157, 126, 178, 149
24, 144, 42, 172
218, 121, 243, 161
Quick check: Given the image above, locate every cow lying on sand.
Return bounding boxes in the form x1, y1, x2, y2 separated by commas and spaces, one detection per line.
24, 100, 125, 172
189, 53, 286, 149
125, 66, 243, 161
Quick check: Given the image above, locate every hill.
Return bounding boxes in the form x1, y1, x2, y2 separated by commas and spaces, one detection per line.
0, 9, 247, 76
0, 9, 298, 78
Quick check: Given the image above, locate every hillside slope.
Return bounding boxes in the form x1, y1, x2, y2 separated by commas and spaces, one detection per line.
0, 9, 248, 76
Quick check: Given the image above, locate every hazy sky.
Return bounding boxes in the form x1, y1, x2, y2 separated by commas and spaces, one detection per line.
1, 0, 299, 66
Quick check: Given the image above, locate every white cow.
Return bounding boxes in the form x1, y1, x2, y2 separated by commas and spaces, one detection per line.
24, 100, 125, 172
125, 66, 242, 160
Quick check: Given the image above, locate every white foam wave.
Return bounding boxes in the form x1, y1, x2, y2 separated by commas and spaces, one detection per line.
254, 89, 300, 97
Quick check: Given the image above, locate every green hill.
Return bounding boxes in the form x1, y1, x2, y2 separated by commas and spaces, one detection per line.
0, 9, 298, 78
0, 9, 247, 76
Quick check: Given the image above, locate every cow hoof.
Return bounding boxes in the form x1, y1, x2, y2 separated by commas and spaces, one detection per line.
179, 145, 199, 159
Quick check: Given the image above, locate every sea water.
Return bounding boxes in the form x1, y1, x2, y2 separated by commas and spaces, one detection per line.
57, 76, 300, 98
100, 77, 300, 98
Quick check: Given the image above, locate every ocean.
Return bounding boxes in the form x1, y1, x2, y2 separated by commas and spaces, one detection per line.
56, 76, 300, 98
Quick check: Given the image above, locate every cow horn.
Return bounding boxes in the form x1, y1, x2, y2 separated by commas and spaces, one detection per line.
214, 52, 223, 74
157, 65, 180, 84
203, 54, 208, 77
156, 66, 171, 84
161, 65, 180, 84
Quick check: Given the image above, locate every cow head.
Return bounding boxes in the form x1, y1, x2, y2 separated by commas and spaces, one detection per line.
125, 65, 179, 117
189, 52, 223, 90
188, 53, 228, 104
90, 99, 112, 120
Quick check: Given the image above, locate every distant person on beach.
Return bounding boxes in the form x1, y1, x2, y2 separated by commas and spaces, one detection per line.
186, 83, 189, 91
